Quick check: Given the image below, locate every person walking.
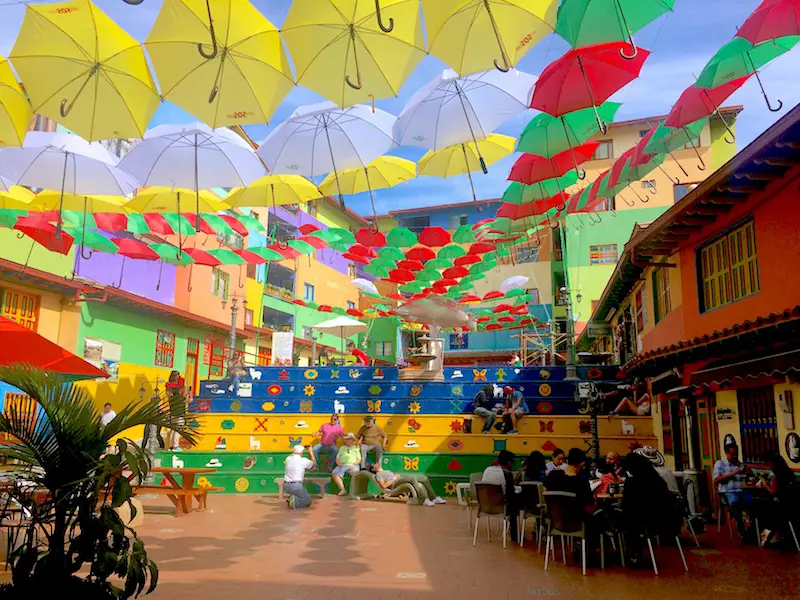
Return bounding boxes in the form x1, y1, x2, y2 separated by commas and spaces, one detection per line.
284, 445, 317, 509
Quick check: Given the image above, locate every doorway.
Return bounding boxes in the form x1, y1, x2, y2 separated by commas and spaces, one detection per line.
185, 338, 200, 396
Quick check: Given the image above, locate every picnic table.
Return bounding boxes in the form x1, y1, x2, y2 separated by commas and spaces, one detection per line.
133, 467, 220, 517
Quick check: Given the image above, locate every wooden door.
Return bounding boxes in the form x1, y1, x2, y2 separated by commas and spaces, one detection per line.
185, 338, 200, 395
696, 394, 721, 514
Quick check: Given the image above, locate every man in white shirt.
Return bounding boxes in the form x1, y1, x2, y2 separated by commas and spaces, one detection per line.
480, 450, 519, 543
284, 445, 317, 509
101, 403, 116, 426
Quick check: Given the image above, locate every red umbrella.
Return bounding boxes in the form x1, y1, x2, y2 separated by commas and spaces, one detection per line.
268, 244, 301, 259
492, 303, 513, 313
442, 266, 469, 279
531, 42, 650, 130
293, 299, 307, 307
94, 213, 128, 232
342, 252, 370, 264
508, 141, 599, 185
437, 278, 458, 287
397, 259, 425, 271
664, 77, 750, 138
14, 217, 75, 255
386, 293, 407, 301
355, 228, 386, 247
299, 235, 328, 249
405, 247, 436, 262
143, 214, 174, 235
181, 213, 216, 235
0, 316, 108, 380
738, 0, 800, 44
468, 242, 495, 255
497, 315, 516, 323
454, 254, 482, 267
299, 223, 321, 235
110, 238, 159, 261
630, 127, 658, 167
183, 248, 222, 266
418, 226, 451, 247
388, 268, 415, 284
347, 308, 365, 318
317, 305, 333, 313
234, 249, 268, 264
459, 295, 481, 303
219, 215, 248, 236
483, 291, 504, 301
486, 323, 504, 331
477, 316, 493, 324
607, 148, 636, 189
348, 244, 378, 258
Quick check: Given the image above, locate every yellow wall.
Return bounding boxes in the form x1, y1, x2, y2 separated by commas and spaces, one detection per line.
296, 257, 358, 310
775, 382, 800, 465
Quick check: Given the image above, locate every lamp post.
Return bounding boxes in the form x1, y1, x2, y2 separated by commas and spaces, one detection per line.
222, 295, 247, 363
560, 286, 579, 381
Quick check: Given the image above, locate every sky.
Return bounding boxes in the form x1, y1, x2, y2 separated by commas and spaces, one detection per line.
1, 0, 798, 218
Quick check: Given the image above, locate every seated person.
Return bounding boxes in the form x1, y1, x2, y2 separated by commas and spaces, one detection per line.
312, 414, 345, 471
357, 415, 387, 469
481, 449, 520, 543
713, 442, 752, 539
751, 451, 800, 545
523, 451, 547, 483
500, 386, 528, 434
331, 433, 361, 496
611, 393, 652, 416
633, 445, 680, 494
370, 464, 445, 506
545, 448, 567, 473
347, 341, 369, 366
595, 451, 623, 495
472, 385, 498, 434
544, 448, 595, 515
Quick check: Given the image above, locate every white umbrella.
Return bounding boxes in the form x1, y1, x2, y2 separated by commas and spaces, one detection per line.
500, 275, 529, 293
395, 68, 536, 173
351, 278, 379, 295
257, 101, 397, 207
0, 131, 139, 233
313, 315, 369, 357
0, 175, 11, 192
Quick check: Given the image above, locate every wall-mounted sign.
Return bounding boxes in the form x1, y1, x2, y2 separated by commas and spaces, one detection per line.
716, 407, 735, 422
83, 337, 121, 382
271, 332, 294, 366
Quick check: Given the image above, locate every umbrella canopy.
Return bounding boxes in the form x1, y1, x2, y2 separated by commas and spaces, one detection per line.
126, 187, 229, 214
531, 42, 649, 127
422, 0, 558, 75
312, 315, 368, 339
664, 77, 750, 128
14, 215, 75, 254
282, 0, 426, 108
0, 57, 31, 147
319, 156, 416, 196
0, 316, 108, 380
738, 0, 800, 45
555, 0, 674, 50
509, 141, 599, 185
396, 68, 536, 150
0, 186, 35, 210
10, 0, 159, 141
145, 0, 294, 128
31, 192, 128, 214
644, 118, 707, 155
502, 172, 579, 205
227, 174, 323, 209
696, 36, 798, 89
258, 101, 396, 207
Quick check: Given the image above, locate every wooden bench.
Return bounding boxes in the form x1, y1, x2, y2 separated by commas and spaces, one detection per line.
274, 477, 329, 499
134, 485, 223, 514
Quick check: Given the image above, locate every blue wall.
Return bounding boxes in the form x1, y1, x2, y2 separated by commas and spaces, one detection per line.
444, 304, 553, 352
396, 201, 502, 230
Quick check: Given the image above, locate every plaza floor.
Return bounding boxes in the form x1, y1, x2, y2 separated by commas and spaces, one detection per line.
135, 494, 800, 600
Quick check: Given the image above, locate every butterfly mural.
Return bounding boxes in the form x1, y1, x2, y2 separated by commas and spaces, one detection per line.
367, 400, 382, 413
539, 420, 554, 433
289, 437, 302, 448
404, 457, 419, 471
473, 369, 488, 382
579, 421, 592, 434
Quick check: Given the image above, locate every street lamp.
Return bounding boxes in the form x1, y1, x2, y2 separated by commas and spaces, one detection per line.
222, 295, 247, 361
560, 286, 579, 381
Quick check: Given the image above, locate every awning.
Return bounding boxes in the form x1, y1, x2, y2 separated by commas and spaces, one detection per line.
0, 316, 108, 381
689, 348, 800, 388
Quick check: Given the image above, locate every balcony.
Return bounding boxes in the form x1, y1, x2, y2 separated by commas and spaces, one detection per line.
264, 262, 295, 302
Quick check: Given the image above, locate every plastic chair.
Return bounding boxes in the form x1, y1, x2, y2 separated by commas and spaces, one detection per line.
463, 473, 482, 529
472, 483, 509, 549
681, 479, 700, 547
640, 527, 689, 575
717, 491, 735, 539
518, 482, 544, 550
543, 491, 588, 576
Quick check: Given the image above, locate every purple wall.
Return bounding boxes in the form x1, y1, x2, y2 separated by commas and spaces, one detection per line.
269, 207, 350, 276
75, 250, 176, 305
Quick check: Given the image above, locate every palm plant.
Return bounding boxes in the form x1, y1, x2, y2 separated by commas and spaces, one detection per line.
0, 363, 196, 599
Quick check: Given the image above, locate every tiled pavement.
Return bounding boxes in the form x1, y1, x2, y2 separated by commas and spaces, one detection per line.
133, 494, 799, 600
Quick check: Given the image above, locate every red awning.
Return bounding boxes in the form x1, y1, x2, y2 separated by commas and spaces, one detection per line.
0, 316, 108, 380
689, 348, 800, 388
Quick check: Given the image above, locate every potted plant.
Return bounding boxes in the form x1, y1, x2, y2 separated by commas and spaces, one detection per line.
0, 364, 196, 599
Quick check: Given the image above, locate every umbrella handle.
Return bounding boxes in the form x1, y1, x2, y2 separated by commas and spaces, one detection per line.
111, 258, 126, 289
483, 1, 510, 72
614, 0, 639, 60
375, 0, 394, 33
81, 246, 93, 260
198, 0, 219, 59
493, 55, 510, 73
64, 270, 76, 281
16, 231, 24, 239
346, 31, 363, 90
122, 0, 144, 4
345, 71, 363, 90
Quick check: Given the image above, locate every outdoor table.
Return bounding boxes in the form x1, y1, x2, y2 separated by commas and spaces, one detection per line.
134, 467, 218, 517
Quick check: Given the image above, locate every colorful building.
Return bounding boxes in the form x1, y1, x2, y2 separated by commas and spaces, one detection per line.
583, 103, 800, 512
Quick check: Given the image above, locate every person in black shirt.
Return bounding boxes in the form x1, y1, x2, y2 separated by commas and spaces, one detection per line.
472, 385, 497, 433
523, 451, 547, 483
544, 448, 595, 514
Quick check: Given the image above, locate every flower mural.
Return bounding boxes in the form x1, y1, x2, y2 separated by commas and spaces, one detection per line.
408, 401, 421, 414
444, 481, 457, 496
304, 369, 318, 380
303, 385, 316, 397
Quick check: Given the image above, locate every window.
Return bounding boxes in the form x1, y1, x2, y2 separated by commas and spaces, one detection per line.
257, 346, 271, 366
244, 309, 254, 326
634, 287, 647, 332
347, 301, 356, 310
306, 201, 317, 217
154, 329, 176, 367
699, 220, 759, 313
304, 283, 315, 302
1, 288, 39, 331
398, 215, 430, 234
373, 341, 393, 356
639, 129, 650, 138
302, 326, 314, 340
598, 196, 616, 211
348, 263, 357, 278
652, 267, 671, 323
673, 183, 699, 203
738, 386, 778, 464
525, 288, 540, 304
641, 180, 656, 190
593, 140, 613, 160
448, 214, 468, 229
270, 213, 298, 242
211, 268, 230, 300
589, 244, 619, 265
516, 245, 540, 264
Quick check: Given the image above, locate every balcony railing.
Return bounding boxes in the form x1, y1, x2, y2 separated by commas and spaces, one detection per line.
264, 283, 295, 303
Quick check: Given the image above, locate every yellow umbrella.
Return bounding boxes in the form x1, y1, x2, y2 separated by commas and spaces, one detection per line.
226, 175, 323, 209
282, 0, 427, 107
422, 0, 558, 75
31, 191, 128, 214
0, 186, 35, 210
0, 58, 31, 147
145, 0, 294, 128
319, 156, 417, 195
125, 187, 229, 214
418, 134, 515, 201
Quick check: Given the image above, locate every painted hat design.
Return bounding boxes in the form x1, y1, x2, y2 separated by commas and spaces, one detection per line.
243, 456, 257, 470
335, 386, 350, 395
205, 459, 222, 468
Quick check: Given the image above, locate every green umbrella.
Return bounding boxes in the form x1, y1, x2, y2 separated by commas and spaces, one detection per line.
517, 103, 621, 178
0, 208, 27, 228
207, 249, 246, 265
149, 243, 195, 266
438, 244, 466, 259
307, 229, 341, 244
370, 257, 398, 270
377, 246, 405, 262
160, 213, 197, 236
452, 224, 478, 244
696, 36, 799, 112
386, 227, 418, 247
305, 301, 320, 310
248, 247, 286, 261
415, 269, 442, 283
363, 264, 390, 278
399, 282, 424, 294
556, 0, 675, 55
504, 288, 526, 298
236, 213, 266, 233
332, 306, 348, 316
126, 214, 151, 235
200, 214, 236, 237
502, 172, 579, 205
328, 227, 356, 245
644, 118, 708, 172
425, 258, 453, 270
62, 227, 119, 254
452, 282, 474, 293
469, 260, 496, 274
287, 240, 316, 255
514, 294, 533, 305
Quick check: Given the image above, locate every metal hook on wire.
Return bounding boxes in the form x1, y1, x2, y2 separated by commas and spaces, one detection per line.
683, 128, 707, 171
198, 0, 219, 59
238, 265, 245, 289
375, 0, 394, 32
111, 257, 126, 289
188, 264, 194, 292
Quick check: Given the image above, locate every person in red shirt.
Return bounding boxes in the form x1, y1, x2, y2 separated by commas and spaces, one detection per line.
347, 341, 369, 366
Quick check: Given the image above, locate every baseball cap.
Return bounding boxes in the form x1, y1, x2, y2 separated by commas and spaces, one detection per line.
343, 432, 356, 440
292, 445, 304, 454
